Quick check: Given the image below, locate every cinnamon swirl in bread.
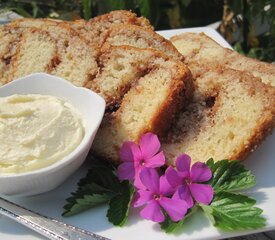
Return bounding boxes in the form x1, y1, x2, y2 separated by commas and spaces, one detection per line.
91, 46, 193, 162
162, 66, 275, 165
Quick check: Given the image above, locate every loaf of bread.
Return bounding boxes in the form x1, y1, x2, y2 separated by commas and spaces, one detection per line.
91, 46, 192, 162
162, 65, 275, 165
0, 14, 193, 163
171, 32, 275, 86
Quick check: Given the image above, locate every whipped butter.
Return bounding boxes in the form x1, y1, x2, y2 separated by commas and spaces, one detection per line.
0, 94, 85, 174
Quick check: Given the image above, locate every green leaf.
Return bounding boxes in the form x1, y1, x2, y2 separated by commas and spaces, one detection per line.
63, 161, 122, 217
201, 192, 265, 231
160, 205, 197, 233
63, 193, 111, 217
206, 159, 256, 193
107, 181, 135, 226
78, 164, 121, 193
82, 0, 92, 20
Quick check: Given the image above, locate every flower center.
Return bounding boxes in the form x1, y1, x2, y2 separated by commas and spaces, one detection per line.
153, 194, 161, 200
185, 177, 192, 185
140, 159, 145, 166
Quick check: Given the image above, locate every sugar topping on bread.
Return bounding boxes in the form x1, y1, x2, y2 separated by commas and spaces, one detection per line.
171, 32, 275, 86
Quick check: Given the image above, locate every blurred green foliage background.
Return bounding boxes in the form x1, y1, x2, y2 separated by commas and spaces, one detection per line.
0, 0, 274, 62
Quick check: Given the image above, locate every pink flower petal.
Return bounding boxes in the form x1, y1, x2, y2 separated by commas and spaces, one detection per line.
159, 197, 188, 222
189, 183, 214, 205
190, 162, 212, 182
140, 200, 165, 222
139, 168, 159, 193
176, 154, 191, 176
132, 190, 153, 208
119, 141, 142, 162
176, 185, 194, 208
117, 162, 135, 180
133, 169, 146, 190
165, 166, 182, 188
159, 175, 175, 196
139, 133, 161, 159
144, 151, 165, 168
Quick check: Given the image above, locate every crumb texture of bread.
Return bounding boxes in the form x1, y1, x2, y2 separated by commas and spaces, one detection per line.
162, 67, 275, 165
11, 29, 57, 80
91, 46, 192, 162
171, 32, 275, 86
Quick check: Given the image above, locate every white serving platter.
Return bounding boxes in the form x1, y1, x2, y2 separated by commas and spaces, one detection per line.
0, 27, 274, 240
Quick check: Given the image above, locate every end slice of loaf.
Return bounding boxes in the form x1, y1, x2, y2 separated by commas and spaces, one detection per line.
162, 66, 275, 165
171, 32, 275, 86
91, 46, 193, 162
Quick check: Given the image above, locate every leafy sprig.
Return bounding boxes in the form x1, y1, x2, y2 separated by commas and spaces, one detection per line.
63, 158, 265, 233
161, 159, 265, 232
63, 160, 134, 226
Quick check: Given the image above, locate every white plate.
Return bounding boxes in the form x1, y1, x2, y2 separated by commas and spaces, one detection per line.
1, 27, 274, 240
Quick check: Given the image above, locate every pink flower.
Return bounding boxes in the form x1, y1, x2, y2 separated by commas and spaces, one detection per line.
132, 168, 188, 223
165, 154, 214, 208
117, 133, 165, 189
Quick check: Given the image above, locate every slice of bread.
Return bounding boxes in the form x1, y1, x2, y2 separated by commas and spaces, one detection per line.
1, 19, 98, 86
10, 29, 57, 80
91, 46, 193, 162
101, 24, 183, 60
171, 32, 275, 86
71, 10, 152, 47
162, 66, 275, 165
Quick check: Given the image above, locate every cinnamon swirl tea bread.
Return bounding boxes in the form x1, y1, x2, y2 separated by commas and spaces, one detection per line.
1, 11, 274, 165
0, 11, 193, 163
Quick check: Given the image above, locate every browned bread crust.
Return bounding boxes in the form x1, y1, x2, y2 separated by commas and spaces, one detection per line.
171, 32, 275, 86
70, 10, 152, 47
101, 24, 183, 61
